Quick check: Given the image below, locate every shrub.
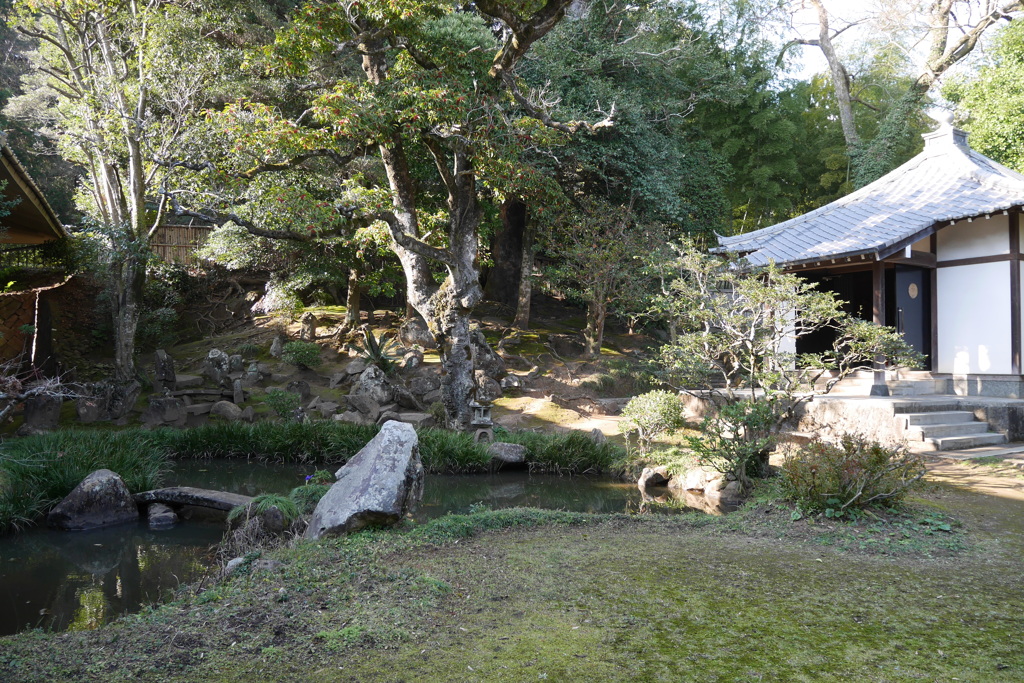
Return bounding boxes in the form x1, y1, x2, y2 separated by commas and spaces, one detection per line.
685, 400, 777, 486
780, 435, 926, 515
282, 341, 322, 369
265, 389, 302, 419
619, 390, 685, 453
428, 401, 446, 424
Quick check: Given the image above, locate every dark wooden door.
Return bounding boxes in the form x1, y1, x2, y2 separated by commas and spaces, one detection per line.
894, 265, 931, 369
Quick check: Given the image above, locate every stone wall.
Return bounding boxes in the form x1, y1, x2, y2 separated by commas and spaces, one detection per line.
0, 275, 105, 374
0, 290, 34, 361
793, 398, 904, 446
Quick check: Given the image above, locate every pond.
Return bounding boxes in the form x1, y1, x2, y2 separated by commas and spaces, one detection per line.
0, 460, 645, 636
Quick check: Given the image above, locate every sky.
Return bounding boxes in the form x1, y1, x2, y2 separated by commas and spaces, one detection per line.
786, 0, 882, 80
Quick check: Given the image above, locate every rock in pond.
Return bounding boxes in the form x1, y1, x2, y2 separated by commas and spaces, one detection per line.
487, 442, 527, 465
147, 503, 178, 529
48, 469, 140, 531
638, 465, 671, 489
306, 420, 424, 539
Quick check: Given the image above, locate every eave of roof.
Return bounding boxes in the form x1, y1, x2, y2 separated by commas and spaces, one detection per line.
0, 143, 68, 243
714, 124, 1024, 269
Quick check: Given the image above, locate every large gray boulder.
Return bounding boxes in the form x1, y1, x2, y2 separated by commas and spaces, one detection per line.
107, 380, 142, 420
409, 375, 440, 396
154, 349, 176, 392
399, 317, 437, 350
201, 348, 231, 386
139, 396, 187, 428
17, 394, 62, 435
352, 365, 393, 405
210, 400, 243, 421
306, 421, 424, 538
471, 329, 506, 379
487, 442, 527, 465
48, 469, 140, 531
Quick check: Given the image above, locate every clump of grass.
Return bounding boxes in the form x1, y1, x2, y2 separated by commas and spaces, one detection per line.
227, 493, 300, 527
233, 341, 261, 357
290, 484, 331, 515
417, 428, 489, 473
498, 429, 624, 474
151, 422, 379, 462
580, 373, 616, 395
0, 430, 169, 532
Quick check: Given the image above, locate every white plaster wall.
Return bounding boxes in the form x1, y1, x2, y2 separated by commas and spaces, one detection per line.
936, 214, 1009, 260
911, 236, 931, 253
936, 262, 1012, 373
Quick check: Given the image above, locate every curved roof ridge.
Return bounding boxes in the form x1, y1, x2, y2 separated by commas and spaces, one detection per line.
714, 124, 1024, 267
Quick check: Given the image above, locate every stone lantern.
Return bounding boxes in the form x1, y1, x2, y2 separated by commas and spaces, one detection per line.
469, 400, 493, 443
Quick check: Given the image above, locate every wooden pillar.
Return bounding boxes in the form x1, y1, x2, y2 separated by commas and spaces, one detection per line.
1011, 211, 1021, 375
930, 234, 938, 372
871, 259, 890, 396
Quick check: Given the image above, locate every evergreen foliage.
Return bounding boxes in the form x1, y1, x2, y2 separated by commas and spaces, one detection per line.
944, 19, 1024, 174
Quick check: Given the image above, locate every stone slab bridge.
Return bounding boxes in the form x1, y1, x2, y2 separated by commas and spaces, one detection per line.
134, 487, 253, 512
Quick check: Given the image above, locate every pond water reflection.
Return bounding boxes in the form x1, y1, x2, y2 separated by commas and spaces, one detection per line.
0, 522, 220, 636
0, 459, 650, 636
167, 459, 647, 521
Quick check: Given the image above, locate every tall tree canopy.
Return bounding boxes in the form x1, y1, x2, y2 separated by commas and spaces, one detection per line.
789, 0, 1022, 186
174, 0, 603, 428
6, 0, 275, 381
944, 17, 1024, 172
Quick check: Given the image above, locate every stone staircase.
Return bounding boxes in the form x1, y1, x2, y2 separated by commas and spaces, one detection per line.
894, 405, 1007, 451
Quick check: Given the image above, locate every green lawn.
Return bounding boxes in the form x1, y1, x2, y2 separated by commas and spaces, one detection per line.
1, 480, 1021, 682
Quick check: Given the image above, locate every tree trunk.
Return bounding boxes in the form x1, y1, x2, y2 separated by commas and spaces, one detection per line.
808, 0, 860, 152
583, 298, 606, 358
512, 215, 535, 329
363, 45, 485, 431
110, 252, 145, 383
483, 200, 525, 306
344, 268, 361, 329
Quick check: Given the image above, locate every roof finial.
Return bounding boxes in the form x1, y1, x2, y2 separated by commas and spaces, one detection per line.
923, 108, 968, 149
928, 109, 954, 129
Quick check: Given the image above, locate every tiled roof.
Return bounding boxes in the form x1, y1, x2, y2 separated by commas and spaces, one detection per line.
715, 124, 1024, 268
1, 141, 68, 243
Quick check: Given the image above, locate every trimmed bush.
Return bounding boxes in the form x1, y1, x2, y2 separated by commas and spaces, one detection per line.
780, 435, 926, 515
282, 341, 322, 369
619, 390, 685, 453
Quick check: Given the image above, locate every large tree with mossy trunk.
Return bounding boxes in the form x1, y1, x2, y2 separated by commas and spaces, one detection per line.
176, 0, 605, 429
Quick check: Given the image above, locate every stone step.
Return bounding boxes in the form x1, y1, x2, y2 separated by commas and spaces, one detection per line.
892, 403, 965, 414
900, 410, 977, 426
823, 377, 944, 397
904, 421, 991, 441
921, 432, 1008, 451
